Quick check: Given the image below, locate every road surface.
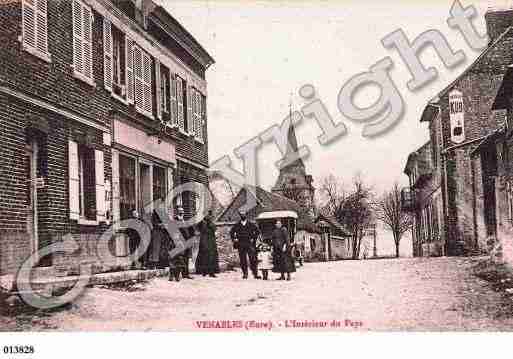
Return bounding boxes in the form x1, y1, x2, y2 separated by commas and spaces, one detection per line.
3, 257, 513, 331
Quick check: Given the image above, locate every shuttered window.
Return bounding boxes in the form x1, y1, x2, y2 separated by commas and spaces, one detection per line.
189, 88, 205, 142
176, 76, 185, 131
133, 45, 153, 117
125, 36, 134, 104
169, 75, 178, 127
95, 150, 106, 222
103, 18, 113, 91
69, 140, 80, 220
200, 94, 206, 142
187, 85, 193, 134
22, 0, 49, 59
68, 140, 105, 224
142, 52, 152, 115
72, 0, 93, 83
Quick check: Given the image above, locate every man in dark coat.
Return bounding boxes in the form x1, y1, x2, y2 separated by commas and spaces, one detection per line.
196, 210, 220, 277
271, 219, 296, 281
230, 211, 261, 280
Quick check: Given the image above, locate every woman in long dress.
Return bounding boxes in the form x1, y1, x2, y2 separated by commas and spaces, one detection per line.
195, 211, 220, 277
271, 219, 296, 281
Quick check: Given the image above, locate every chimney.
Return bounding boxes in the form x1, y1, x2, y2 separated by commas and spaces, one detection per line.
485, 7, 513, 42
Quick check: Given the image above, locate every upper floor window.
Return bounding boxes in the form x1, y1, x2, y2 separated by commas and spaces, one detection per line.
133, 45, 153, 117
176, 76, 186, 132
22, 0, 50, 62
160, 67, 170, 114
191, 88, 205, 142
112, 27, 126, 96
72, 0, 94, 85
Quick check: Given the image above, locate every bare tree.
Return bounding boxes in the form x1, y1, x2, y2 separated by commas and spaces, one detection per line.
318, 174, 346, 217
374, 182, 413, 258
319, 174, 373, 260
339, 176, 374, 259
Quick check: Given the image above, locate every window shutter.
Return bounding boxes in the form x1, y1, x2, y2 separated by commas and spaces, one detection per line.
22, 0, 37, 49
169, 75, 178, 127
72, 0, 83, 75
82, 5, 93, 80
142, 52, 153, 115
111, 149, 121, 230
155, 59, 162, 120
195, 91, 201, 139
133, 46, 143, 112
103, 18, 113, 92
166, 167, 174, 212
95, 149, 106, 222
177, 77, 184, 131
68, 140, 80, 220
187, 85, 193, 134
35, 0, 48, 54
125, 36, 134, 104
198, 93, 205, 142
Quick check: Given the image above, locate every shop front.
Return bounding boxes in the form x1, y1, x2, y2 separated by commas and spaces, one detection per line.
111, 118, 176, 268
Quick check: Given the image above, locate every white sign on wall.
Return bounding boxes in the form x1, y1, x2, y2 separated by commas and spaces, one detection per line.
449, 90, 465, 144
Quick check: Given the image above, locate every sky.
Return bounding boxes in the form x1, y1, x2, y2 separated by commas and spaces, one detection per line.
160, 0, 495, 255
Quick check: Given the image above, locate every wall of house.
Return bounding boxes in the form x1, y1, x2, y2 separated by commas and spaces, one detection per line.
433, 24, 513, 255
295, 230, 323, 262
330, 237, 349, 260
0, 0, 210, 276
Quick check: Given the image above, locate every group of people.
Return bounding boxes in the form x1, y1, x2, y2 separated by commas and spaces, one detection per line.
230, 211, 299, 281
129, 207, 300, 282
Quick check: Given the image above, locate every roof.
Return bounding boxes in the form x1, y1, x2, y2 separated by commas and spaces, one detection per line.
492, 66, 513, 110
434, 26, 513, 101
257, 211, 298, 220
404, 141, 431, 175
150, 4, 215, 68
217, 186, 319, 233
419, 103, 440, 123
314, 214, 352, 237
470, 126, 506, 157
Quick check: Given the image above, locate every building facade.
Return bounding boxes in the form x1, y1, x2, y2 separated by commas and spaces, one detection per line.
403, 9, 513, 257
0, 0, 214, 276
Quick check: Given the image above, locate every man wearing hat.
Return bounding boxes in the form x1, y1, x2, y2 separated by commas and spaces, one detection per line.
230, 210, 261, 279
170, 205, 195, 280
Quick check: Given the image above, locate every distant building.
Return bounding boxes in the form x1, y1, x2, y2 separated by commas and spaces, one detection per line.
271, 124, 315, 216
314, 214, 352, 261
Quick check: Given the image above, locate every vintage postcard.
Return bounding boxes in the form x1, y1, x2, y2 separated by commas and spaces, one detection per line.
2, 0, 513, 346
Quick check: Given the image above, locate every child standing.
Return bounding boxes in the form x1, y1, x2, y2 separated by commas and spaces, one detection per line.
257, 241, 273, 280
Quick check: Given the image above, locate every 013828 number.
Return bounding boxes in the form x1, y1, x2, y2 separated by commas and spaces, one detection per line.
2, 346, 35, 355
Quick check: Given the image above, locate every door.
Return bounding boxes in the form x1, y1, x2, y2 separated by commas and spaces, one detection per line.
138, 162, 153, 215
26, 139, 39, 257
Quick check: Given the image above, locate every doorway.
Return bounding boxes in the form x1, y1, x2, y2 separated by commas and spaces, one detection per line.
26, 139, 39, 258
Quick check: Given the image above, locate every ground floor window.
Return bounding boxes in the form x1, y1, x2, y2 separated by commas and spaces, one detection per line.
119, 154, 136, 220
153, 165, 167, 202
78, 145, 96, 221
118, 153, 169, 220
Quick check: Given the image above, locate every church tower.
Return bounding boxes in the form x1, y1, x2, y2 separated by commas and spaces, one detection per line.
271, 122, 315, 215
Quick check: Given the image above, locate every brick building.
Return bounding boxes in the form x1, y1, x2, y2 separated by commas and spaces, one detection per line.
0, 0, 214, 276
403, 9, 513, 257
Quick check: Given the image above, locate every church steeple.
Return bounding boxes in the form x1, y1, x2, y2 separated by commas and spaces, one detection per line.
272, 102, 315, 214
